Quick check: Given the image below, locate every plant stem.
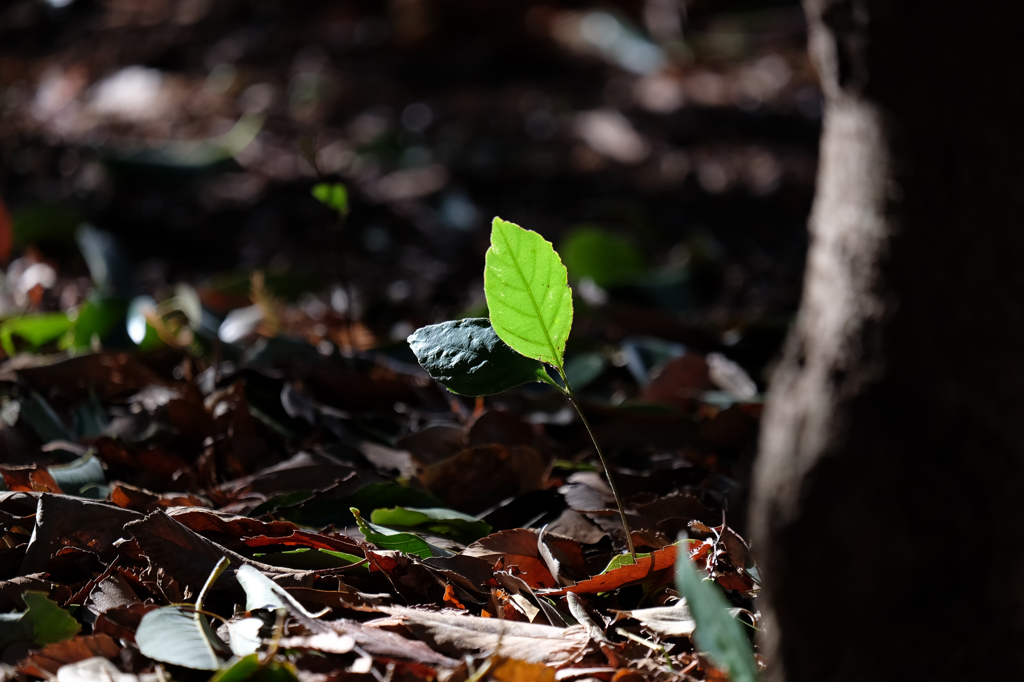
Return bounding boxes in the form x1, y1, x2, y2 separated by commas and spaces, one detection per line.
558, 369, 637, 563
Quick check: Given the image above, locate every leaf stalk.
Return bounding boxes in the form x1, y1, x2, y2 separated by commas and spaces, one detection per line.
558, 368, 637, 564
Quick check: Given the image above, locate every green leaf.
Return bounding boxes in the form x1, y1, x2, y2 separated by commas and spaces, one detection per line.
47, 452, 105, 497
20, 391, 72, 442
0, 313, 72, 356
484, 217, 574, 370
253, 481, 442, 528
210, 654, 298, 682
370, 507, 492, 543
252, 548, 365, 572
135, 606, 225, 670
408, 318, 555, 396
22, 592, 81, 645
561, 225, 644, 287
65, 296, 129, 351
0, 592, 79, 649
312, 183, 349, 216
675, 547, 759, 682
563, 352, 605, 390
351, 508, 454, 559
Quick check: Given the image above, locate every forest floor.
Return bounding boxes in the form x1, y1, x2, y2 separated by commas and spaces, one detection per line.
0, 1, 819, 680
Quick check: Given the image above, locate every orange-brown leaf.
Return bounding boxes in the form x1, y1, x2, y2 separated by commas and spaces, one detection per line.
545, 545, 679, 596
0, 466, 62, 493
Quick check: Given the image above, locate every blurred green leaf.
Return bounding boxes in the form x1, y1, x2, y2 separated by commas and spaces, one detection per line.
675, 543, 759, 682
312, 182, 349, 216
65, 296, 130, 351
0, 313, 72, 356
563, 352, 605, 390
12, 204, 82, 249
561, 226, 644, 288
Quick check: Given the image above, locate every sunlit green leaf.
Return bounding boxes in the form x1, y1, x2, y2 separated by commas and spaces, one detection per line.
136, 606, 225, 670
675, 544, 759, 682
370, 506, 491, 543
484, 217, 573, 369
408, 318, 555, 396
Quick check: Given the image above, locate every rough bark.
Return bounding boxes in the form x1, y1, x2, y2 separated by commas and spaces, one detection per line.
750, 1, 1024, 680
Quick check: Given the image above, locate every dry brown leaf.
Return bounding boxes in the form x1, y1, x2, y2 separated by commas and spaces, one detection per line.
17, 634, 121, 678
419, 444, 547, 514
0, 466, 62, 493
375, 605, 593, 665
464, 529, 586, 589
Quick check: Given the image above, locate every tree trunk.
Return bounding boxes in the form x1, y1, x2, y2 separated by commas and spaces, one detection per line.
750, 1, 1024, 680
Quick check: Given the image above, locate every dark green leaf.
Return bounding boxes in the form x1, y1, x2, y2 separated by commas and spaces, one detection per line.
408, 318, 554, 396
370, 507, 491, 543
47, 453, 105, 497
675, 545, 759, 682
0, 313, 72, 356
66, 296, 130, 350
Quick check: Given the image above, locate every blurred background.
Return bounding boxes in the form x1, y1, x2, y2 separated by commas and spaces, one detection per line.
0, 0, 818, 382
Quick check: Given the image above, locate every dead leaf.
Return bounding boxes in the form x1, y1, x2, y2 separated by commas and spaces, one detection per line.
464, 529, 586, 589
375, 605, 593, 665
0, 466, 63, 493
17, 635, 121, 678
543, 545, 679, 596
489, 656, 557, 682
419, 444, 547, 514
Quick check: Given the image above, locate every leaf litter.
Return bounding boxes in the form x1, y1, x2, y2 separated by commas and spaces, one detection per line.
0, 313, 763, 681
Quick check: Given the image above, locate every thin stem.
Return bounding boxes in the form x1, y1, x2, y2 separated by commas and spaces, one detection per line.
558, 368, 637, 563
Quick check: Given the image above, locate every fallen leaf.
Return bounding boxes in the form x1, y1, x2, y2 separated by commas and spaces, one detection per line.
464, 529, 586, 589
17, 634, 121, 678
375, 606, 592, 665
543, 545, 679, 596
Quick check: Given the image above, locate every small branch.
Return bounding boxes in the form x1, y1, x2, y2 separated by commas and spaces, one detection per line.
559, 369, 637, 563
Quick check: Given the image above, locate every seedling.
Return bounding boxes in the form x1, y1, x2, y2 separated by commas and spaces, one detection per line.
408, 217, 637, 563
